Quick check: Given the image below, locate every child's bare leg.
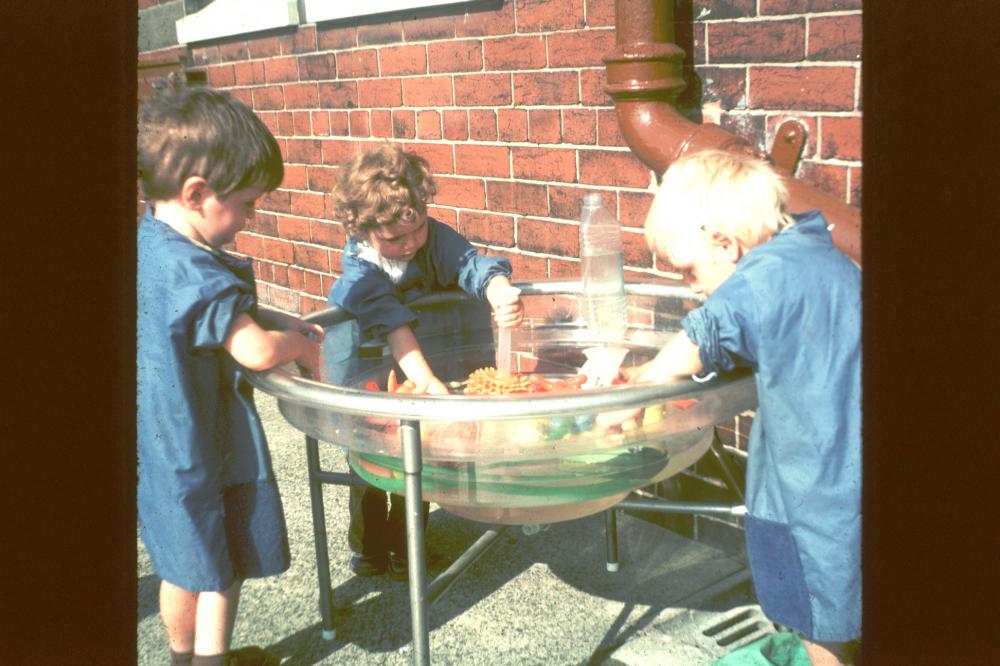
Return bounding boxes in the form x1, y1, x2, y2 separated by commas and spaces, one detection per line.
159, 579, 198, 653
193, 580, 242, 656
803, 639, 848, 665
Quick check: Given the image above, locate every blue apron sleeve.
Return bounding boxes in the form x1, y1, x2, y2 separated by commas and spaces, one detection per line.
334, 255, 417, 339
189, 284, 257, 350
681, 273, 759, 373
426, 220, 512, 300
171, 250, 258, 350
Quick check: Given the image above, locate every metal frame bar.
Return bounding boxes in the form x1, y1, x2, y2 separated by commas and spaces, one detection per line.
427, 526, 507, 604
602, 435, 747, 572
400, 419, 430, 665
304, 435, 337, 641
306, 429, 747, 662
305, 428, 512, 664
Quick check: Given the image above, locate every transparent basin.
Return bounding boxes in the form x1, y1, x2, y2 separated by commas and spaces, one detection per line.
245, 280, 756, 525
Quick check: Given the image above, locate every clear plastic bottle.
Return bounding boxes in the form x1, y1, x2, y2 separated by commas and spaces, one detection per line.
579, 193, 627, 341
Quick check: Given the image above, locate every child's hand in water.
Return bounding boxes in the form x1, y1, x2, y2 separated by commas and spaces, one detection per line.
393, 375, 450, 395
595, 406, 642, 431
487, 278, 523, 328
619, 362, 651, 383
594, 366, 653, 430
424, 376, 450, 395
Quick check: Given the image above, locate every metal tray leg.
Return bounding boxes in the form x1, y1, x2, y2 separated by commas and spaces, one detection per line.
305, 435, 337, 641
605, 507, 620, 572
400, 419, 430, 666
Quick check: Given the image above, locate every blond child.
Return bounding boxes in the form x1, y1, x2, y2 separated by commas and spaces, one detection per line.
324, 145, 522, 578
137, 81, 322, 666
615, 150, 861, 665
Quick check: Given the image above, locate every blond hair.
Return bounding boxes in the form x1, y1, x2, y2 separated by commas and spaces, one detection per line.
332, 144, 437, 238
645, 149, 794, 267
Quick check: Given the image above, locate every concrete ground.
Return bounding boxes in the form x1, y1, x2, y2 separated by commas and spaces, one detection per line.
138, 392, 765, 665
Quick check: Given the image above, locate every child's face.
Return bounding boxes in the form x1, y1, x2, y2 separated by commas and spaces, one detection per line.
669, 237, 738, 297
195, 185, 264, 249
366, 213, 429, 261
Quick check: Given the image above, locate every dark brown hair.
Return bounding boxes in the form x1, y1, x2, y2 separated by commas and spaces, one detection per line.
137, 77, 283, 201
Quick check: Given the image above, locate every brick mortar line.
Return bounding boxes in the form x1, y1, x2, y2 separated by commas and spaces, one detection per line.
700, 11, 861, 23
286, 171, 656, 190
702, 62, 861, 69
259, 102, 620, 111
275, 126, 862, 145
279, 142, 635, 153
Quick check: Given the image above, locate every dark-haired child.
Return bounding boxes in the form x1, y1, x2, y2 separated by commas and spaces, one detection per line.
138, 80, 322, 666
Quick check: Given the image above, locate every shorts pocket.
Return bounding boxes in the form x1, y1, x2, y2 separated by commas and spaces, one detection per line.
744, 514, 813, 637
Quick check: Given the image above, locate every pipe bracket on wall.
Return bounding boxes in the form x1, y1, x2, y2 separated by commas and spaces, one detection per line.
606, 0, 860, 265
769, 120, 807, 175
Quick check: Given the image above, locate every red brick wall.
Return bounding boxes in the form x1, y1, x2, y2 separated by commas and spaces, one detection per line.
138, 0, 862, 316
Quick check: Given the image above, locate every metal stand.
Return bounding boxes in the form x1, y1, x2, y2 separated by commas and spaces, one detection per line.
304, 435, 338, 641
304, 425, 509, 664
400, 419, 430, 666
604, 508, 619, 572
305, 429, 748, 660
427, 527, 507, 603
603, 436, 746, 572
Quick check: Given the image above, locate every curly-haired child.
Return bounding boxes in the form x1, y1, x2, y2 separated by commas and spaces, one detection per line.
324, 144, 522, 578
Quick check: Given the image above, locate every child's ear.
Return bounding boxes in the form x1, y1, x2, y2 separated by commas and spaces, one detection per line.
709, 230, 743, 264
180, 176, 209, 210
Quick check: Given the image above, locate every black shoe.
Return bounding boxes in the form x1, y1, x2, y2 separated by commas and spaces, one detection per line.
387, 550, 408, 580
387, 551, 445, 580
350, 552, 387, 577
224, 646, 280, 665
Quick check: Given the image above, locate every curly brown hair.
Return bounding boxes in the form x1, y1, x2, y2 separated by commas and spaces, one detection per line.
332, 144, 437, 238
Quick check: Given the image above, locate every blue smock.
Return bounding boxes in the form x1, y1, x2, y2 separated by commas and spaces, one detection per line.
324, 217, 510, 385
137, 207, 290, 592
682, 210, 861, 641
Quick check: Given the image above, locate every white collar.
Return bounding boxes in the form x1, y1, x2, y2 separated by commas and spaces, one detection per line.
356, 240, 410, 284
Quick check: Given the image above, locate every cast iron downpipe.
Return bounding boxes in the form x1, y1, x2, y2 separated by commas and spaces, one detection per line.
605, 0, 862, 265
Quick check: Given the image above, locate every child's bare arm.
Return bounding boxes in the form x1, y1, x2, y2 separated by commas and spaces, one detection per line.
224, 313, 322, 377
386, 325, 450, 395
596, 331, 704, 430
638, 330, 704, 382
255, 306, 325, 342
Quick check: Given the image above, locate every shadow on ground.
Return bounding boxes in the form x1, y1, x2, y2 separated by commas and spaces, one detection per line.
138, 574, 159, 624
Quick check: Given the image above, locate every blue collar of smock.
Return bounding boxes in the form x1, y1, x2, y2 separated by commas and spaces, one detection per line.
781, 209, 828, 239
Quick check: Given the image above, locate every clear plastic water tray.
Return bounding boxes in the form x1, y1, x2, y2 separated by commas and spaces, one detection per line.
244, 280, 756, 524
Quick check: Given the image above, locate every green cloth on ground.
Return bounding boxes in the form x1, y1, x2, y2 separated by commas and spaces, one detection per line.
712, 632, 810, 666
